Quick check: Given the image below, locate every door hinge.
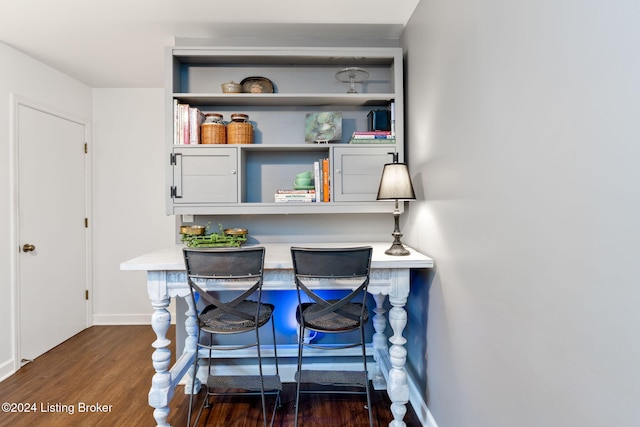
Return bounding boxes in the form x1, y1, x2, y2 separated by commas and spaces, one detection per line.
170, 186, 181, 198
84, 142, 88, 154
170, 153, 177, 165
85, 218, 89, 228
85, 290, 89, 300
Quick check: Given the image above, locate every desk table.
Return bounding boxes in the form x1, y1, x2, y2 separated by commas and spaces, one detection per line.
121, 242, 433, 427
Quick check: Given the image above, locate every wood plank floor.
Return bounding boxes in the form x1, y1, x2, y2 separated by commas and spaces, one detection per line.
0, 326, 422, 426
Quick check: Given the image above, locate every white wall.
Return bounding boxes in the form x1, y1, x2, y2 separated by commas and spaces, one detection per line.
0, 42, 92, 379
89, 87, 395, 325
402, 1, 640, 426
91, 88, 175, 324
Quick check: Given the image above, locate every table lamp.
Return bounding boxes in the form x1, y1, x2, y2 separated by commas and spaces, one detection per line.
376, 152, 416, 255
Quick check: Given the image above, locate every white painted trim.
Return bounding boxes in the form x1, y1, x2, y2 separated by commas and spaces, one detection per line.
9, 94, 93, 373
92, 313, 176, 325
0, 359, 15, 382
407, 370, 439, 427
8, 93, 19, 376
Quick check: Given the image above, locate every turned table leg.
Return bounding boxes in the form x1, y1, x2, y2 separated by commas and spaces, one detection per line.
387, 270, 410, 427
372, 293, 388, 389
183, 294, 201, 394
388, 303, 409, 426
147, 272, 173, 427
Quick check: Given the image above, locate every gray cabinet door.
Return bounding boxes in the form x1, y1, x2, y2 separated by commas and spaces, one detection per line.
172, 147, 238, 204
333, 147, 396, 202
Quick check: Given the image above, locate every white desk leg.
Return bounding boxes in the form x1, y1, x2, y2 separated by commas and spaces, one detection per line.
183, 294, 201, 394
147, 272, 173, 427
387, 270, 410, 427
372, 292, 388, 390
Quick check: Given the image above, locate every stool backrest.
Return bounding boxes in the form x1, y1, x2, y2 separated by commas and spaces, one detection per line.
290, 246, 372, 279
183, 247, 265, 280
291, 247, 373, 325
182, 247, 266, 324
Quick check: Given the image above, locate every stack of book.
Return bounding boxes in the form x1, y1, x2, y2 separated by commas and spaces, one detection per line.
274, 157, 331, 203
274, 189, 316, 203
349, 131, 396, 144
173, 100, 205, 145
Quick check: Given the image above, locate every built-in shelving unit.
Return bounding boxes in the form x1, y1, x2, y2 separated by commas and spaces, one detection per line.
165, 46, 404, 215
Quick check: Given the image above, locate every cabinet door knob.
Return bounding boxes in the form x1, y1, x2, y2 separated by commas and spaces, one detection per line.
335, 169, 341, 174
23, 243, 36, 252
231, 170, 237, 175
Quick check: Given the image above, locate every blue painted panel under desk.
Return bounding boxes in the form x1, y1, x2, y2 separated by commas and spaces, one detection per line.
175, 290, 381, 355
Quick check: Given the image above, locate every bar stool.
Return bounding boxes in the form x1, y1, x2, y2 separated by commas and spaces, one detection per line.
290, 246, 373, 427
183, 247, 281, 427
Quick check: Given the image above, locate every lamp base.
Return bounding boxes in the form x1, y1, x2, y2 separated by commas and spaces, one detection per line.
385, 241, 410, 256
384, 205, 411, 256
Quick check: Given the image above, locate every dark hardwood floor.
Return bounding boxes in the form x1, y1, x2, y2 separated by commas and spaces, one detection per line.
0, 326, 422, 426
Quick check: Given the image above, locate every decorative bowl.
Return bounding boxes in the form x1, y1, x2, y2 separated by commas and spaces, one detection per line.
240, 77, 274, 94
221, 81, 242, 93
224, 228, 248, 236
179, 225, 206, 235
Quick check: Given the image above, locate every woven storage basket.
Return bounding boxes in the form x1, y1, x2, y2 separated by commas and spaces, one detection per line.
227, 114, 253, 144
201, 114, 226, 144
201, 123, 226, 144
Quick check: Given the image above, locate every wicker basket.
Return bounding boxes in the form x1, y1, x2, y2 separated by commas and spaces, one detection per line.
201, 114, 226, 144
201, 123, 226, 144
227, 114, 253, 144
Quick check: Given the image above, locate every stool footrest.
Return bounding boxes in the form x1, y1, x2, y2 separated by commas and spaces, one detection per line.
295, 370, 368, 387
207, 374, 282, 391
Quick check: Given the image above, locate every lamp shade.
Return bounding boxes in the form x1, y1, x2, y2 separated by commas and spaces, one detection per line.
376, 162, 416, 200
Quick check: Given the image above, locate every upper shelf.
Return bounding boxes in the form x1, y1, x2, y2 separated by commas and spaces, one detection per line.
173, 93, 396, 107
171, 47, 399, 67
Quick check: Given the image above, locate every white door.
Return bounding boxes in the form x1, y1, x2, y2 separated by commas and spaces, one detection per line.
17, 103, 88, 362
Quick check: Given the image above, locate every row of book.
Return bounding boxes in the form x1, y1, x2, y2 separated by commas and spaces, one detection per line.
274, 158, 331, 203
174, 101, 205, 145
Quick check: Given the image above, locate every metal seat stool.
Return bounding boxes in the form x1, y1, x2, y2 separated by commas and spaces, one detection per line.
183, 247, 281, 427
290, 246, 374, 427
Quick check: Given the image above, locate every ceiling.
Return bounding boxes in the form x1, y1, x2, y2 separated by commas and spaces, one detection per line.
0, 0, 419, 88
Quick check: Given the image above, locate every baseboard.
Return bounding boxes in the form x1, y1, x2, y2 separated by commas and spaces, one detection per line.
92, 313, 176, 325
407, 370, 439, 427
0, 358, 16, 382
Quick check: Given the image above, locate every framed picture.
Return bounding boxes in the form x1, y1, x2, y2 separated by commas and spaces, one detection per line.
305, 112, 342, 143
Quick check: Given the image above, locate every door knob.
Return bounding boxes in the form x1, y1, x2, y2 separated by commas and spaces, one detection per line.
22, 244, 36, 252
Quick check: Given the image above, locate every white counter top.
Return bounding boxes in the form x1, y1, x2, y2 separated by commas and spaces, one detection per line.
120, 242, 433, 272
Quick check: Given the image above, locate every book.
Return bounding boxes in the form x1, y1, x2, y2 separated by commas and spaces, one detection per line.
350, 136, 396, 144
173, 100, 180, 145
314, 161, 321, 200
178, 103, 190, 144
275, 195, 316, 200
351, 135, 394, 139
352, 131, 392, 136
188, 107, 205, 144
390, 101, 396, 135
274, 193, 316, 202
351, 136, 396, 140
276, 189, 316, 194
275, 199, 316, 203
322, 158, 330, 202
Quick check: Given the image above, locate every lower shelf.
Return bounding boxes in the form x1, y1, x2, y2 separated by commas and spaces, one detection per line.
171, 201, 401, 215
